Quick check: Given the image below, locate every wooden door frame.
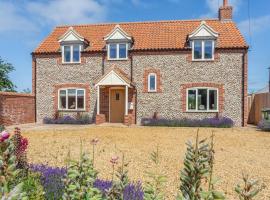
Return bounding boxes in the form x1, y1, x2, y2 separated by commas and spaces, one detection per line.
109, 87, 125, 123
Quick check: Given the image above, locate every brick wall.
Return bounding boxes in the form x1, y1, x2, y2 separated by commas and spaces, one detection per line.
0, 92, 35, 126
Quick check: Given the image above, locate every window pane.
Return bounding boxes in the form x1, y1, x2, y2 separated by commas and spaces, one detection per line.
77, 90, 84, 109
109, 44, 117, 59
73, 45, 80, 62
59, 90, 66, 109
68, 89, 76, 109
188, 90, 196, 110
209, 90, 217, 110
64, 46, 71, 62
194, 41, 202, 59
149, 75, 156, 91
119, 44, 127, 58
204, 41, 213, 59
198, 89, 207, 110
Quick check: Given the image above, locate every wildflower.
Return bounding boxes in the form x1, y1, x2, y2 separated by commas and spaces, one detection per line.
91, 138, 99, 145
0, 130, 10, 141
110, 156, 119, 165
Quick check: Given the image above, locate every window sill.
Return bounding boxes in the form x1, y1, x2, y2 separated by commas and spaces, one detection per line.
185, 110, 219, 113
108, 58, 129, 61
147, 91, 157, 93
58, 109, 86, 112
192, 59, 215, 62
61, 62, 81, 65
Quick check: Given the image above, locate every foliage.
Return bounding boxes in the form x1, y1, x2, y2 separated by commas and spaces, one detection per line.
144, 146, 167, 200
22, 88, 31, 94
0, 125, 4, 132
257, 120, 270, 131
43, 114, 91, 125
141, 117, 234, 128
0, 57, 16, 92
106, 153, 129, 200
62, 142, 103, 200
235, 173, 265, 200
11, 127, 28, 169
21, 172, 45, 200
30, 164, 66, 200
177, 130, 210, 200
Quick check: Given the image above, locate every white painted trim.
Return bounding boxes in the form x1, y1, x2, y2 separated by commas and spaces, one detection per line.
97, 86, 100, 115
125, 85, 128, 115
192, 40, 215, 61
189, 21, 219, 39
148, 73, 157, 92
186, 87, 219, 112
95, 70, 130, 87
107, 43, 128, 60
58, 88, 86, 111
104, 25, 132, 41
62, 44, 81, 64
58, 27, 84, 42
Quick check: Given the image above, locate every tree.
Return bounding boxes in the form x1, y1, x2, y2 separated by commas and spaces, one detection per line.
0, 57, 16, 92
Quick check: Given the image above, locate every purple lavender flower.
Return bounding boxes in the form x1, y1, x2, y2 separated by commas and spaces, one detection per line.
30, 164, 67, 199
123, 182, 144, 200
94, 179, 112, 195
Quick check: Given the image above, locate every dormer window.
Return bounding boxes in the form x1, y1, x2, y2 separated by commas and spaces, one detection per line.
108, 43, 128, 60
62, 44, 81, 63
104, 25, 132, 61
192, 40, 214, 61
58, 27, 86, 64
189, 21, 218, 62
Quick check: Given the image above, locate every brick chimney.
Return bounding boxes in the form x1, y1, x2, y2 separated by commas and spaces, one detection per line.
219, 0, 233, 20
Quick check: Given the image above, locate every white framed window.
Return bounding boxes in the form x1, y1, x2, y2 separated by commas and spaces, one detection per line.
58, 88, 85, 110
108, 43, 128, 60
148, 73, 157, 92
192, 40, 214, 61
186, 87, 218, 112
62, 44, 81, 63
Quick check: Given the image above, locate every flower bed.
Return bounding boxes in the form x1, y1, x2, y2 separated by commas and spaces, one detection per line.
43, 115, 91, 125
141, 117, 234, 128
257, 120, 270, 131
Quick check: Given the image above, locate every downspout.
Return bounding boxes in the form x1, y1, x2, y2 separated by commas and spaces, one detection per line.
31, 53, 37, 123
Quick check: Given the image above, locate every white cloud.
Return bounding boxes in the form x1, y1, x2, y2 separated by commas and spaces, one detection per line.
27, 0, 107, 26
238, 15, 270, 36
0, 1, 37, 33
202, 0, 242, 18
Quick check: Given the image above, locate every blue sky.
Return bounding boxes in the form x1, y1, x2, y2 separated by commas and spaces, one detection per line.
0, 0, 269, 93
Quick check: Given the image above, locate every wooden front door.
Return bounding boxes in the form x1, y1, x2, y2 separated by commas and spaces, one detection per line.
110, 89, 125, 123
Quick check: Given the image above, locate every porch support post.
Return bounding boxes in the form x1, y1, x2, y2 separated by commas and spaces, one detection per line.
125, 85, 128, 115
97, 85, 100, 115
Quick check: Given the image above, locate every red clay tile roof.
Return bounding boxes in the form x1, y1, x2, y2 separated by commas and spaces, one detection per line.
34, 19, 248, 53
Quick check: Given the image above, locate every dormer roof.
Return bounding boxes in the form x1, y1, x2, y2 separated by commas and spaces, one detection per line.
58, 27, 85, 43
104, 25, 132, 42
189, 21, 219, 40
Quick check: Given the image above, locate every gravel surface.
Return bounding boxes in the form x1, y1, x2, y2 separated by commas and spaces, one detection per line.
15, 125, 270, 199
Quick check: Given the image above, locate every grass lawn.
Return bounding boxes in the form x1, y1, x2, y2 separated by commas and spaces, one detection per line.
15, 125, 270, 199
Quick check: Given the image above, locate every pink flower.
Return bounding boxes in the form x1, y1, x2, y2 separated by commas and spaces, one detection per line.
1, 131, 10, 140
110, 156, 119, 165
91, 138, 99, 145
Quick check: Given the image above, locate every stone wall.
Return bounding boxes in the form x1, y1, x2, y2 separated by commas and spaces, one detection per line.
35, 50, 245, 126
0, 92, 35, 126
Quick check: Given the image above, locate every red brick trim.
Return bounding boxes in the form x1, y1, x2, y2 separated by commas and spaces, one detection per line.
124, 114, 133, 126
96, 114, 106, 125
143, 69, 162, 93
53, 83, 90, 113
180, 83, 224, 113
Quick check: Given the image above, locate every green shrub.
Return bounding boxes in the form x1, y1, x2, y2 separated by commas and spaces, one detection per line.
0, 125, 5, 132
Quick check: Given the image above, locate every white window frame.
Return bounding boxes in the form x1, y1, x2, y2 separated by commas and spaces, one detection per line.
186, 87, 218, 112
192, 40, 215, 61
58, 88, 86, 111
62, 44, 82, 64
148, 73, 157, 92
108, 43, 128, 60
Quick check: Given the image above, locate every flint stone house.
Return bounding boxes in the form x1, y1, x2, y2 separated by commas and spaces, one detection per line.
32, 0, 248, 126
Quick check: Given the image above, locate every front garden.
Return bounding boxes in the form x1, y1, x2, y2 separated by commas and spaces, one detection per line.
1, 126, 270, 199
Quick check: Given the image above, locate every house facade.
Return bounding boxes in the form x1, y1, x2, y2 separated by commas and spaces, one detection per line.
32, 0, 248, 126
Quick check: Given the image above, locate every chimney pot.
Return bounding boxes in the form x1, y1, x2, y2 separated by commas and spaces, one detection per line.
223, 0, 228, 7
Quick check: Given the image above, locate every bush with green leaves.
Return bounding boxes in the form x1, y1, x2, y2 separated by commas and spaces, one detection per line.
144, 147, 167, 200
0, 125, 4, 132
235, 173, 265, 200
177, 130, 225, 200
62, 143, 103, 200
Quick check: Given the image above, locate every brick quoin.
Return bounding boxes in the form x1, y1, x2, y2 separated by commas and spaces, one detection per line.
53, 83, 90, 114
143, 69, 162, 93
180, 83, 224, 113
0, 92, 35, 126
